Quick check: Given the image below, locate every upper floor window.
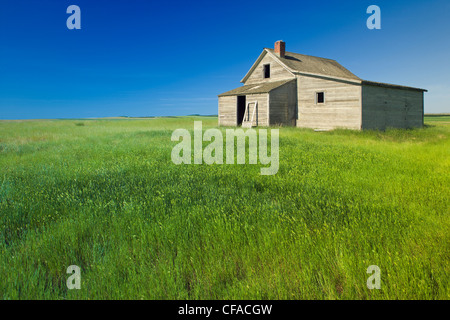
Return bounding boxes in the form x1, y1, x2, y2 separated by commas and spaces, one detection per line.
316, 92, 325, 104
263, 64, 270, 78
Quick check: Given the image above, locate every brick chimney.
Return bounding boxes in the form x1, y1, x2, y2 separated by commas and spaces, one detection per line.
274, 40, 285, 58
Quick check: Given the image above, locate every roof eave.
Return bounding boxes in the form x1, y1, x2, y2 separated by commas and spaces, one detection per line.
362, 80, 428, 92
219, 79, 296, 97
294, 71, 362, 84
240, 49, 268, 83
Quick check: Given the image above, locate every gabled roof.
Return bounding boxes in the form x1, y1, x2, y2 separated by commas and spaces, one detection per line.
241, 48, 361, 83
218, 79, 295, 97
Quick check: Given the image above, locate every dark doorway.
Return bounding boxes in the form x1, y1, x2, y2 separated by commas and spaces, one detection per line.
237, 95, 246, 125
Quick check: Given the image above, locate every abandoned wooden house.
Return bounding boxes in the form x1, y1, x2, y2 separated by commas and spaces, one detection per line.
218, 41, 427, 130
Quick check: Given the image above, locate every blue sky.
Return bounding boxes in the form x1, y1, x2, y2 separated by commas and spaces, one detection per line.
0, 0, 449, 119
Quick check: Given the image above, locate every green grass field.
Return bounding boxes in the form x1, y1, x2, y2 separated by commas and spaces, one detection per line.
0, 116, 449, 299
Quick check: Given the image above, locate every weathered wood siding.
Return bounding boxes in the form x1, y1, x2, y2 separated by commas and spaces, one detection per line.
245, 93, 269, 126
218, 96, 237, 126
362, 85, 424, 130
269, 80, 297, 126
296, 74, 362, 130
244, 54, 295, 85
218, 94, 269, 127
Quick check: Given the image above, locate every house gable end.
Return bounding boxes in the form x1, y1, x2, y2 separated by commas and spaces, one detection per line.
241, 49, 295, 85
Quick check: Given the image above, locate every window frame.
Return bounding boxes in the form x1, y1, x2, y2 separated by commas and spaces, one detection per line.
316, 91, 325, 104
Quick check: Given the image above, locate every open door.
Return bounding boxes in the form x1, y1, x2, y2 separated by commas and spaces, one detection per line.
237, 95, 246, 126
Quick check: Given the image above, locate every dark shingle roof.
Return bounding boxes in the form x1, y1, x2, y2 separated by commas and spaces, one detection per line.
362, 80, 427, 92
265, 48, 361, 81
232, 47, 426, 93
218, 79, 294, 97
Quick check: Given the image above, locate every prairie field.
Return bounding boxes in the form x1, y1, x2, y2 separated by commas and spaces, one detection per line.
0, 116, 449, 299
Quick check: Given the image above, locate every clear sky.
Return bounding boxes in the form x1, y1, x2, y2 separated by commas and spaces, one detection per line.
0, 0, 449, 119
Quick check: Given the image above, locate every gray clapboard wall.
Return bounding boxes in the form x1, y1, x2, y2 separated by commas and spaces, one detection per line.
269, 79, 297, 126
297, 74, 362, 130
218, 96, 237, 126
362, 84, 424, 130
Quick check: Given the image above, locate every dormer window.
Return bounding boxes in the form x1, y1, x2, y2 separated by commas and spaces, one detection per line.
264, 64, 270, 78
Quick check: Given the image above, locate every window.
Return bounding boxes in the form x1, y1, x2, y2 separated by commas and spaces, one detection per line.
263, 64, 270, 78
316, 92, 325, 104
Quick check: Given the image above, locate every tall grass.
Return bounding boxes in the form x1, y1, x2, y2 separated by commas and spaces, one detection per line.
0, 116, 449, 299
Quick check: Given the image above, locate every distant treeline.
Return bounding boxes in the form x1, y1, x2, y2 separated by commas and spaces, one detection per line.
119, 114, 218, 118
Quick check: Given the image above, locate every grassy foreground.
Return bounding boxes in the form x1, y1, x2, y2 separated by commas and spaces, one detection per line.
0, 116, 449, 299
